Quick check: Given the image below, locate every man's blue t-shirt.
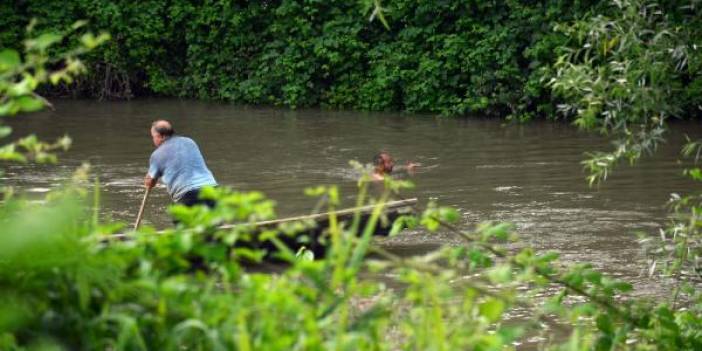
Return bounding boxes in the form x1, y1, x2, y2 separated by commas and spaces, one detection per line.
148, 136, 217, 201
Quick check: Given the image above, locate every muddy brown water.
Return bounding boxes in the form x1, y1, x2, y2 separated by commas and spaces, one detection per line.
3, 99, 699, 304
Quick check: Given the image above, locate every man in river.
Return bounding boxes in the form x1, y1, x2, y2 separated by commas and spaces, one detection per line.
144, 120, 218, 207
371, 151, 418, 181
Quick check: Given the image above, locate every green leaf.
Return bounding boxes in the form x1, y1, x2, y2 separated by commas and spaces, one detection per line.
35, 152, 58, 164
610, 281, 632, 293
537, 251, 560, 263
31, 33, 63, 50
71, 20, 88, 30
420, 215, 440, 232
16, 95, 45, 113
582, 269, 602, 285
169, 204, 194, 223
487, 264, 512, 284
686, 168, 702, 181
389, 217, 405, 236
304, 186, 327, 197
0, 49, 21, 72
438, 207, 459, 223
9, 76, 37, 96
177, 233, 193, 252
295, 246, 314, 262
483, 222, 513, 240
479, 298, 505, 322
0, 144, 27, 162
57, 135, 72, 150
389, 215, 417, 236
50, 72, 65, 85
0, 102, 14, 116
497, 326, 524, 343
327, 186, 339, 205
595, 313, 614, 334
80, 33, 98, 49
233, 247, 265, 262
0, 126, 12, 139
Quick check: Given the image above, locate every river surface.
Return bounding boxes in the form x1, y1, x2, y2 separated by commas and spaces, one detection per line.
4, 99, 700, 300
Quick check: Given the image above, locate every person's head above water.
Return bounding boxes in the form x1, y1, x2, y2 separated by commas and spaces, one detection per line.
150, 119, 175, 147
373, 151, 394, 174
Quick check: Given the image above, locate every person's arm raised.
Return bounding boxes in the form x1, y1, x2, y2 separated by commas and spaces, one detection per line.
395, 161, 421, 175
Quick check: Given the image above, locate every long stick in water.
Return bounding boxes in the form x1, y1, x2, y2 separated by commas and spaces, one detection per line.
133, 187, 151, 230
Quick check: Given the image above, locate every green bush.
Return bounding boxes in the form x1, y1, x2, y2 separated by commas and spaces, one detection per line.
1, 0, 600, 117
549, 0, 702, 184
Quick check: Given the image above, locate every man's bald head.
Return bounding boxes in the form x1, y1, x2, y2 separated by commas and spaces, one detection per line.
152, 119, 174, 137
150, 120, 175, 147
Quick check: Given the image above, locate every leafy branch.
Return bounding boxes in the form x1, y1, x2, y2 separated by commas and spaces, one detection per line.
550, 0, 691, 185
0, 20, 109, 167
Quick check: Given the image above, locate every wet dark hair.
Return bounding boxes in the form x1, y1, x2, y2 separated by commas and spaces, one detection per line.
373, 152, 389, 166
152, 120, 175, 137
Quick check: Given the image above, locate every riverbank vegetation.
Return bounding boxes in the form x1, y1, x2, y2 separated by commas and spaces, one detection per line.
2, 0, 702, 350
0, 0, 697, 121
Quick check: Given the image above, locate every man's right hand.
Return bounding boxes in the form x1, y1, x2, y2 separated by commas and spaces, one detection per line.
144, 175, 157, 189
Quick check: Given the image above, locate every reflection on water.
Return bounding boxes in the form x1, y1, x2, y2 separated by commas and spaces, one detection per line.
3, 99, 699, 302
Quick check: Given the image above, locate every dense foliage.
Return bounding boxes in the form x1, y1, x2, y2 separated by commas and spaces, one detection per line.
0, 0, 605, 118
550, 0, 702, 183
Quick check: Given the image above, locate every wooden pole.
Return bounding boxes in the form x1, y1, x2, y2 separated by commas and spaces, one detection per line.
107, 197, 417, 240
218, 197, 417, 230
133, 187, 151, 230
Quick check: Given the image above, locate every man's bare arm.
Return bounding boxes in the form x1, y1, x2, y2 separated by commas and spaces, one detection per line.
395, 162, 420, 175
